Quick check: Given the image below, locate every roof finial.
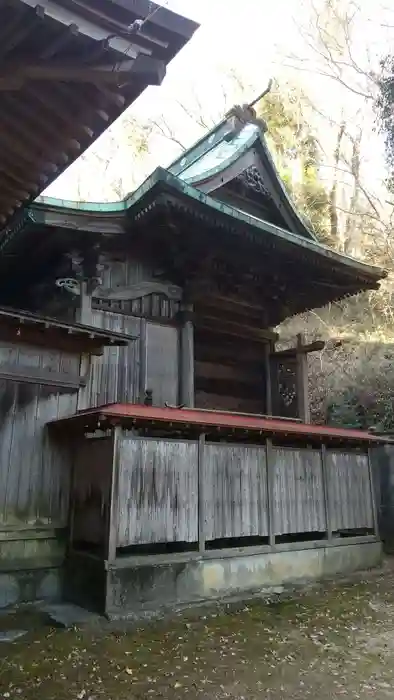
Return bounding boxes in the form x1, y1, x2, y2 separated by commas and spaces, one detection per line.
249, 78, 273, 110
224, 79, 273, 136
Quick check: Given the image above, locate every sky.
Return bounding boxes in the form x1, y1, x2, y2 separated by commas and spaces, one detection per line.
44, 0, 392, 203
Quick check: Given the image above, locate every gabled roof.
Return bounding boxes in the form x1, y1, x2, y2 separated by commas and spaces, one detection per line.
0, 0, 198, 229
168, 105, 317, 241
0, 103, 386, 321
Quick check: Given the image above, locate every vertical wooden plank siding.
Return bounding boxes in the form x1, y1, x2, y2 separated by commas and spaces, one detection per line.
273, 448, 326, 535
72, 437, 113, 547
0, 379, 77, 528
203, 444, 268, 540
145, 323, 180, 406
327, 451, 374, 531
116, 438, 198, 546
83, 310, 141, 407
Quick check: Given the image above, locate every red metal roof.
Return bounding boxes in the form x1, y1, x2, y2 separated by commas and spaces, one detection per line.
50, 403, 385, 444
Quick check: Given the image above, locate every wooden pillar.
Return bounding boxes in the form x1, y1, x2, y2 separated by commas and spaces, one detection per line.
198, 433, 206, 553
76, 280, 93, 325
266, 438, 275, 546
296, 333, 311, 423
139, 318, 148, 403
76, 280, 93, 411
264, 342, 273, 415
180, 303, 195, 408
321, 443, 332, 540
106, 426, 121, 563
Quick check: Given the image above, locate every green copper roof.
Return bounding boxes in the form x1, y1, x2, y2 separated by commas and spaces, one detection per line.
34, 195, 127, 213
176, 123, 260, 184
124, 168, 383, 285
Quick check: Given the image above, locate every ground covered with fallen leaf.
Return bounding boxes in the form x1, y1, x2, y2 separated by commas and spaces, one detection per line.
3, 561, 394, 698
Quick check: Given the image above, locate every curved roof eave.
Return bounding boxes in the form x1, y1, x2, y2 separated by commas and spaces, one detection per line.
126, 168, 386, 286
23, 166, 386, 287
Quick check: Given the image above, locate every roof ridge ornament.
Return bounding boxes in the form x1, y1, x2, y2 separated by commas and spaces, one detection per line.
224, 79, 273, 138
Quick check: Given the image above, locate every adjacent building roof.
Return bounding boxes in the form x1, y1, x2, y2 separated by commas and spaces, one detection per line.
0, 305, 131, 354
48, 402, 384, 445
0, 0, 198, 228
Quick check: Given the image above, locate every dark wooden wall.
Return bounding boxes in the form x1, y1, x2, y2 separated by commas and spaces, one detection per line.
194, 328, 267, 414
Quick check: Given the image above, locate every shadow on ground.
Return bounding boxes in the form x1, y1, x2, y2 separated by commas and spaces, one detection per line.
2, 561, 394, 698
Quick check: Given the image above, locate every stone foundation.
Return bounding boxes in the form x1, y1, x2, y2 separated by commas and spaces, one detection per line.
65, 539, 382, 619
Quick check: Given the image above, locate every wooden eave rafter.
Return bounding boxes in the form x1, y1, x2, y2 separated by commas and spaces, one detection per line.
0, 0, 198, 228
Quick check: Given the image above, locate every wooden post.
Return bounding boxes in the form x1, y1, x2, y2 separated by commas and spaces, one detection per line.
296, 333, 311, 423
198, 433, 206, 553
321, 444, 332, 540
76, 279, 92, 325
106, 426, 121, 563
139, 318, 147, 403
180, 303, 195, 407
367, 447, 379, 537
264, 342, 272, 415
76, 280, 93, 411
265, 438, 275, 546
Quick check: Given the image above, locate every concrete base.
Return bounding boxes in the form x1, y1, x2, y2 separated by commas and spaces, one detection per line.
0, 568, 62, 609
65, 540, 382, 619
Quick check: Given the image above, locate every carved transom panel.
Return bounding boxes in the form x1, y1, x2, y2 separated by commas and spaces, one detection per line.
271, 357, 298, 418
238, 166, 272, 199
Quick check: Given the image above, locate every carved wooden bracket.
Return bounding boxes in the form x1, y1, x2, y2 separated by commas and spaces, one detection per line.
56, 279, 183, 303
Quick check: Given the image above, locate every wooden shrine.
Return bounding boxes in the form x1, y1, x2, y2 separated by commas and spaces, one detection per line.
0, 94, 388, 613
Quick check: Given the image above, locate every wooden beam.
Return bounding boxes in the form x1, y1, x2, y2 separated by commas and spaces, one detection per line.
273, 341, 325, 359
0, 362, 82, 389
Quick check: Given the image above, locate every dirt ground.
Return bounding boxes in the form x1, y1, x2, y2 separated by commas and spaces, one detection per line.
3, 562, 394, 699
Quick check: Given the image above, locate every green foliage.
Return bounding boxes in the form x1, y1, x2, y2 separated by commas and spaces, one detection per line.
376, 55, 394, 192
256, 86, 332, 244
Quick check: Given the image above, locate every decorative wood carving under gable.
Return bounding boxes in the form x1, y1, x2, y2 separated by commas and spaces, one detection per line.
57, 276, 183, 322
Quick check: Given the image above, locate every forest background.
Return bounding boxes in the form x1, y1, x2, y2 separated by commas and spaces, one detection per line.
46, 0, 394, 430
